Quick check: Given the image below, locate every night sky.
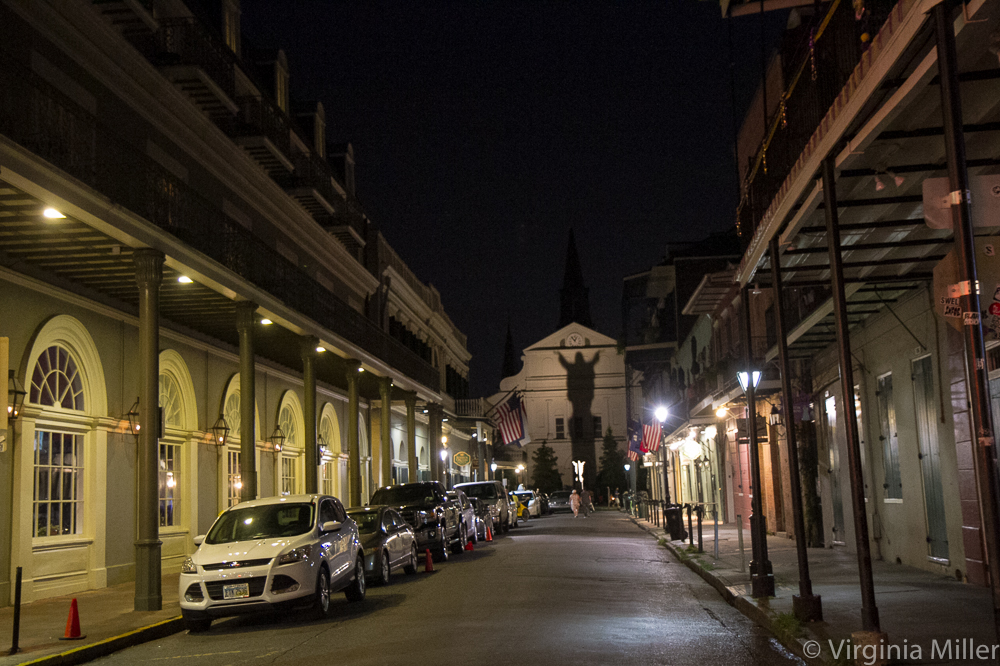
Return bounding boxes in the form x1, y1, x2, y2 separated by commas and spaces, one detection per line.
239, 1, 788, 397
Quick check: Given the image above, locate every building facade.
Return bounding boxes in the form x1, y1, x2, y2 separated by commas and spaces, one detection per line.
0, 0, 476, 607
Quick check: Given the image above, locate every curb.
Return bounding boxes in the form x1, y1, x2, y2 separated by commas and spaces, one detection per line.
17, 615, 184, 666
627, 516, 826, 666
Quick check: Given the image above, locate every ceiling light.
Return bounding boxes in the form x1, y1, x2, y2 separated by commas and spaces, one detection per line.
177, 276, 193, 284
315, 346, 325, 352
43, 208, 65, 219
358, 367, 364, 373
260, 318, 273, 325
874, 175, 885, 192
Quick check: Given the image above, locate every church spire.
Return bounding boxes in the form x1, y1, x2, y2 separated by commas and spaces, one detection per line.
501, 320, 519, 379
558, 228, 593, 329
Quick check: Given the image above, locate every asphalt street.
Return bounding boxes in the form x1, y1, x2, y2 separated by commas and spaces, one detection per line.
94, 511, 802, 666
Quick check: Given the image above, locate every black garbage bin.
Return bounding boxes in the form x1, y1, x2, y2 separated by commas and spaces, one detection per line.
664, 505, 686, 541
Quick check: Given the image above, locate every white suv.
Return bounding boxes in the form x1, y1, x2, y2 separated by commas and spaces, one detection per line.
178, 494, 365, 632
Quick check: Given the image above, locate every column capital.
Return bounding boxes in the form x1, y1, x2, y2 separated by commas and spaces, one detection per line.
402, 391, 417, 406
235, 300, 258, 331
133, 248, 164, 288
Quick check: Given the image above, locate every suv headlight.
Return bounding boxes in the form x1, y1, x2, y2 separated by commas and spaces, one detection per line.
181, 557, 197, 574
277, 545, 313, 565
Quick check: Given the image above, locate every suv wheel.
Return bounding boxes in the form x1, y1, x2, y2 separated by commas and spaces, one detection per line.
312, 566, 331, 617
435, 524, 449, 562
345, 555, 366, 602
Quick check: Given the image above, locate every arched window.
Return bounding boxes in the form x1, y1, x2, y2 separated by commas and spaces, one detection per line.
220, 376, 259, 508
278, 399, 302, 495
30, 345, 85, 537
30, 345, 84, 411
158, 373, 182, 526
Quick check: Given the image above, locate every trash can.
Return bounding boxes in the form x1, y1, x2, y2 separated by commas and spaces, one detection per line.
664, 505, 686, 541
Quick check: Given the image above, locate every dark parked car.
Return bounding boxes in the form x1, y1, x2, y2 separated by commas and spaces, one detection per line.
537, 492, 551, 515
469, 497, 493, 540
369, 482, 462, 561
347, 505, 419, 585
548, 490, 573, 513
455, 480, 512, 533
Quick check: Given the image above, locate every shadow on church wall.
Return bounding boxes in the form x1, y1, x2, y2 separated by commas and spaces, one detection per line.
559, 351, 599, 490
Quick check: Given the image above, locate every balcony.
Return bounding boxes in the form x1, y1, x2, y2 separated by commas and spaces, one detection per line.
321, 196, 367, 255
92, 0, 157, 36
278, 150, 337, 218
0, 50, 440, 393
737, 0, 897, 242
131, 17, 238, 119
218, 95, 294, 176
455, 399, 487, 418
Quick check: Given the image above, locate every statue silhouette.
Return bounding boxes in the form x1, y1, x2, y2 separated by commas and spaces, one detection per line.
558, 351, 600, 489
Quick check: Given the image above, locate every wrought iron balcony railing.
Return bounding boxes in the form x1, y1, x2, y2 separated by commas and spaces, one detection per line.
737, 0, 897, 242
0, 49, 440, 392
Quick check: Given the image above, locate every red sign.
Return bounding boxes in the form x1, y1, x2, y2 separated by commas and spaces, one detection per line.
989, 302, 1000, 317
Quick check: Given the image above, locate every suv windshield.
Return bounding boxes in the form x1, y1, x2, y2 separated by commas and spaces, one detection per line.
347, 511, 380, 534
458, 483, 498, 500
206, 503, 314, 544
371, 486, 438, 505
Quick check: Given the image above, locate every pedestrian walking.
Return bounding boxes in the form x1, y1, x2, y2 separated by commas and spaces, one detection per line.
580, 489, 592, 518
570, 489, 581, 517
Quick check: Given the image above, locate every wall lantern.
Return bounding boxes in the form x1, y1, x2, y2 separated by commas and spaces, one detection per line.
624, 463, 631, 472
270, 425, 286, 453
8, 370, 26, 423
769, 404, 783, 427
439, 449, 448, 462
211, 414, 230, 447
126, 397, 141, 439
737, 370, 762, 394
490, 461, 498, 472
318, 434, 329, 463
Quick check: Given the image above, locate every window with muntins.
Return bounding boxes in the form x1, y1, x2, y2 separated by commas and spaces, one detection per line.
227, 450, 242, 507
30, 345, 84, 410
555, 418, 564, 439
34, 430, 83, 537
159, 443, 179, 526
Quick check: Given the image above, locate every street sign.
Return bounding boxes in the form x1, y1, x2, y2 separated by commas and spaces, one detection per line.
453, 451, 471, 467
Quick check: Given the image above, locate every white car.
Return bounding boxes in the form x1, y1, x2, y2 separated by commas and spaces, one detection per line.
513, 490, 542, 518
178, 494, 365, 632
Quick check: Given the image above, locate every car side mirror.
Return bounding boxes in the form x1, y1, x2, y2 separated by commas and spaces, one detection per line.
193, 535, 206, 546
321, 520, 342, 533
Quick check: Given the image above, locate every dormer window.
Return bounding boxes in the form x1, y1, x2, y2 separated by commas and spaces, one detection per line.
222, 0, 240, 54
275, 51, 289, 113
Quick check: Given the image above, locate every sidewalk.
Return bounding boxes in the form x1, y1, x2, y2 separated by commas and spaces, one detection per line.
0, 574, 182, 666
629, 512, 995, 665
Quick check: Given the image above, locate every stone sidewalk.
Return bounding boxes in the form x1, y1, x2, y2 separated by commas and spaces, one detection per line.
0, 574, 182, 666
629, 512, 996, 665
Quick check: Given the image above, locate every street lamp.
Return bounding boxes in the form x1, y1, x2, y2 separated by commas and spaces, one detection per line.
737, 370, 762, 393
654, 405, 668, 423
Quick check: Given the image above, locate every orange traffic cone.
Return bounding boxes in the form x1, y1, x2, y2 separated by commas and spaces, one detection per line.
486, 526, 493, 542
465, 540, 474, 552
60, 598, 86, 640
424, 549, 435, 573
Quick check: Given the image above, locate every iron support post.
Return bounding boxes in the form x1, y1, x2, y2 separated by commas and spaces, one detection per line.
301, 337, 318, 494
133, 248, 163, 611
405, 392, 418, 481
379, 376, 392, 488
235, 301, 258, 502
346, 360, 361, 506
427, 403, 443, 486
935, 1, 1000, 644
822, 156, 879, 632
769, 237, 822, 621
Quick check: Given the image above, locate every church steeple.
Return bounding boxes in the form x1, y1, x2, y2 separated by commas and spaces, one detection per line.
558, 228, 593, 329
501, 320, 519, 379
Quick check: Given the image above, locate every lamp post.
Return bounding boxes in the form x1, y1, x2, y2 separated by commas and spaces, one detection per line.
440, 448, 449, 488
740, 289, 774, 598
655, 406, 671, 505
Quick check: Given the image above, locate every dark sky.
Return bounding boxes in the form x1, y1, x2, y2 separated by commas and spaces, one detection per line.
239, 1, 787, 397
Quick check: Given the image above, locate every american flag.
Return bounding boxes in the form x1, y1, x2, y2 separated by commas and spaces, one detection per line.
627, 421, 643, 461
642, 421, 662, 453
496, 394, 527, 446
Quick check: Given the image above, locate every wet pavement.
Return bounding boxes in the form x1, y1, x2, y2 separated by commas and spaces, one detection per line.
88, 511, 800, 666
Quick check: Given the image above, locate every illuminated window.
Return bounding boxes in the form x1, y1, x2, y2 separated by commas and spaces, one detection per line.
228, 450, 242, 507
33, 431, 83, 537
159, 443, 180, 526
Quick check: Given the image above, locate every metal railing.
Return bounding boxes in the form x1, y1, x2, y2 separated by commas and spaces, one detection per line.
218, 94, 292, 159
128, 17, 237, 102
737, 0, 897, 241
0, 50, 440, 391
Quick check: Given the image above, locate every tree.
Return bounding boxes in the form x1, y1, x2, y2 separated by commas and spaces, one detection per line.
596, 427, 628, 496
530, 442, 562, 492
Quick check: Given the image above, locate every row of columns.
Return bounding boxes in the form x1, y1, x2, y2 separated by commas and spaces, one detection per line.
129, 255, 448, 611
741, 3, 1000, 644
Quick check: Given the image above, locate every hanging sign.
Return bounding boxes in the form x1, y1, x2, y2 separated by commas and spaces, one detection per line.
453, 451, 471, 467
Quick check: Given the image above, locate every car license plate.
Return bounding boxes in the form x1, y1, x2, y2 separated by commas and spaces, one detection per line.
223, 582, 250, 599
